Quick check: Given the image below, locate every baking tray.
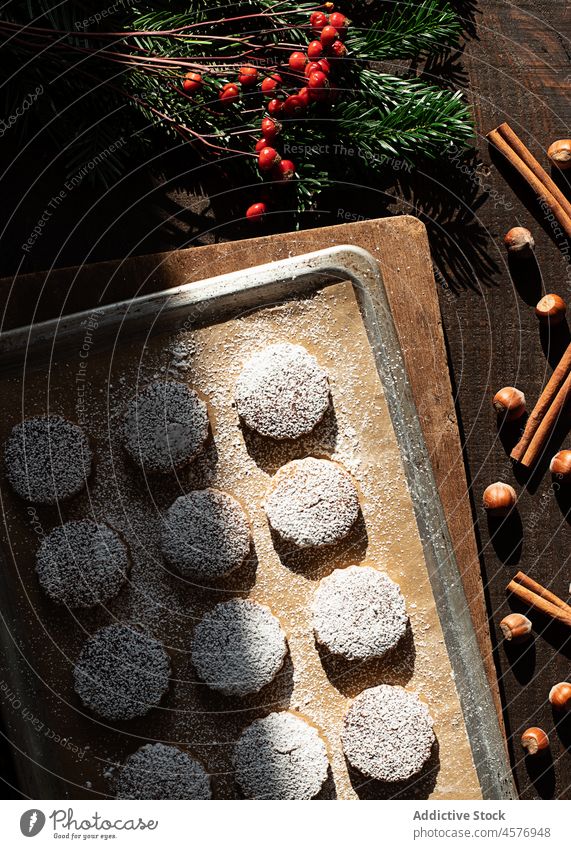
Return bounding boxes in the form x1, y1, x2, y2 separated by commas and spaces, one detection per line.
0, 245, 515, 799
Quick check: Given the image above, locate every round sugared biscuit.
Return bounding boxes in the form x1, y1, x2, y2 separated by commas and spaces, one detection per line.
234, 343, 330, 440
73, 624, 171, 721
161, 489, 251, 580
342, 685, 435, 783
35, 520, 129, 609
116, 743, 211, 800
4, 415, 92, 505
312, 566, 407, 661
234, 711, 330, 799
122, 380, 209, 474
191, 599, 287, 697
264, 457, 359, 548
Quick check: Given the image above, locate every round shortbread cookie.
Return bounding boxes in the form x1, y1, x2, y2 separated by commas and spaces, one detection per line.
4, 415, 92, 505
234, 343, 330, 440
35, 520, 129, 608
161, 489, 251, 580
73, 624, 171, 721
116, 743, 211, 800
311, 566, 407, 661
122, 380, 209, 474
264, 457, 360, 548
191, 599, 287, 697
234, 711, 330, 799
342, 685, 435, 783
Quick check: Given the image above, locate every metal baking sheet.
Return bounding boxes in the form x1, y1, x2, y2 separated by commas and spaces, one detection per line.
0, 245, 515, 799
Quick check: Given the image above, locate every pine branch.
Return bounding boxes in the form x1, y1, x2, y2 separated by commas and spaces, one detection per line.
348, 0, 462, 60
332, 86, 473, 162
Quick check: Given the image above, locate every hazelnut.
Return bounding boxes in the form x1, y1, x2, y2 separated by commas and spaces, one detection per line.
521, 727, 550, 756
547, 139, 571, 170
492, 387, 526, 421
535, 293, 567, 325
549, 681, 571, 711
549, 450, 571, 482
500, 612, 532, 642
483, 482, 517, 516
504, 227, 535, 256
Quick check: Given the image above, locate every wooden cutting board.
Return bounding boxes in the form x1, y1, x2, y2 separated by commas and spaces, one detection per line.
0, 214, 503, 737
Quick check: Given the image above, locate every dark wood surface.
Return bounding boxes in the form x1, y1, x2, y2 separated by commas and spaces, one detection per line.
0, 1, 570, 800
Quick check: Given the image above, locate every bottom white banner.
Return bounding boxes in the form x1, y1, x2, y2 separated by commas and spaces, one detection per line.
2, 800, 569, 848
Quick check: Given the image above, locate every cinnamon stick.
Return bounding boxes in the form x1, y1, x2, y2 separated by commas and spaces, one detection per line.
487, 126, 571, 241
511, 342, 571, 463
520, 366, 571, 467
512, 570, 571, 614
507, 580, 571, 628
496, 123, 571, 224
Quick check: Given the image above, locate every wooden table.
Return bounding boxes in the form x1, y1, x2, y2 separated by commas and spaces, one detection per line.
0, 0, 569, 800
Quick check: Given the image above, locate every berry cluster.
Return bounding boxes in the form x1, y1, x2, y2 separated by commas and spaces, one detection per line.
182, 6, 350, 225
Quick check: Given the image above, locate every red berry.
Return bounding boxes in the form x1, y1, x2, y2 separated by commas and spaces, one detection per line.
330, 40, 347, 58
219, 83, 240, 104
261, 74, 282, 95
283, 94, 306, 117
275, 159, 296, 181
307, 40, 323, 59
318, 58, 331, 75
261, 116, 281, 140
255, 137, 269, 152
246, 202, 267, 222
307, 70, 330, 101
182, 71, 202, 93
239, 66, 258, 86
329, 12, 348, 35
267, 97, 284, 116
305, 61, 322, 78
298, 86, 311, 106
320, 25, 338, 47
258, 146, 281, 172
310, 11, 328, 32
288, 51, 307, 73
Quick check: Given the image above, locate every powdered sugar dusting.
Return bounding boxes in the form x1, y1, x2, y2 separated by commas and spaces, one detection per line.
4, 415, 92, 505
191, 599, 287, 696
264, 457, 360, 548
73, 624, 171, 721
234, 711, 329, 799
235, 343, 330, 440
312, 566, 408, 661
123, 380, 209, 474
160, 489, 251, 581
35, 520, 129, 609
342, 685, 435, 782
116, 743, 211, 799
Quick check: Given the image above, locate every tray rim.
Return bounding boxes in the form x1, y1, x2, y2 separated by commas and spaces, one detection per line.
0, 244, 515, 799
